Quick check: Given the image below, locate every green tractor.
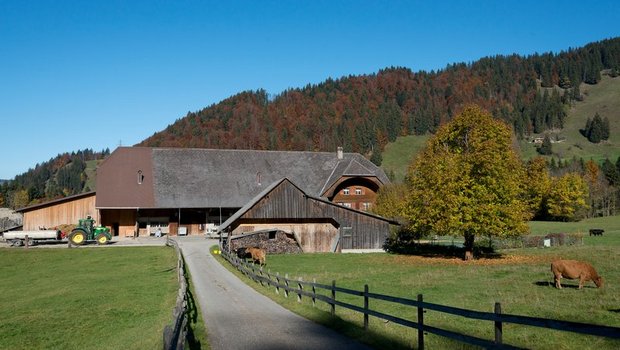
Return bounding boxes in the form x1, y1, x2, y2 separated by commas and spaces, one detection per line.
68, 216, 112, 246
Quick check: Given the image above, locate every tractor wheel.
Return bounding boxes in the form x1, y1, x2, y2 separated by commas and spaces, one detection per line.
69, 230, 87, 246
95, 234, 109, 245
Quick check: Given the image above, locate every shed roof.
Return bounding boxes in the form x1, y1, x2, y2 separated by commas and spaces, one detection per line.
97, 147, 389, 209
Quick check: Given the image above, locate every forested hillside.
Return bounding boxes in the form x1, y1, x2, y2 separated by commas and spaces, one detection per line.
139, 38, 620, 165
0, 149, 110, 209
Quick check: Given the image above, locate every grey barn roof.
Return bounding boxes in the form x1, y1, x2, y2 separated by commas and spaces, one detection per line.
142, 147, 387, 208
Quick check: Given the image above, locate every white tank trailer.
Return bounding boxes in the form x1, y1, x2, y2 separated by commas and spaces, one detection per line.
2, 230, 64, 246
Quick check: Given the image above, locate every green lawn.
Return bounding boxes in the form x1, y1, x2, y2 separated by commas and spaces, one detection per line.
215, 220, 620, 349
0, 247, 178, 350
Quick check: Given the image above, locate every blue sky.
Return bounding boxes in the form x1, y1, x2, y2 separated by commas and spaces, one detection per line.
1, 0, 619, 179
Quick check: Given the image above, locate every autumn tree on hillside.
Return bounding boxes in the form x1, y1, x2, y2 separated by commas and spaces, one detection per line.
403, 105, 530, 260
546, 173, 589, 221
525, 157, 552, 219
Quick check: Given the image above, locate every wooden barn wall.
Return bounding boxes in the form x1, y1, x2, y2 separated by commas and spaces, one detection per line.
233, 223, 339, 252
241, 181, 390, 249
100, 209, 137, 237
23, 195, 98, 230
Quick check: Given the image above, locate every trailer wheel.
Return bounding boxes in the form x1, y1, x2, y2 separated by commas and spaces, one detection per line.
95, 234, 109, 245
69, 230, 87, 245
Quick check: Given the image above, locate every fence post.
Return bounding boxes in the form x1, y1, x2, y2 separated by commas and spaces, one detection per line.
276, 272, 280, 295
285, 273, 289, 298
364, 284, 369, 331
25, 235, 29, 249
331, 280, 336, 317
494, 302, 503, 345
297, 277, 303, 303
418, 294, 424, 350
312, 278, 316, 307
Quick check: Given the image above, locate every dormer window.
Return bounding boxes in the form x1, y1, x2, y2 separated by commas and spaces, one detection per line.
343, 188, 350, 195
137, 170, 144, 185
355, 188, 362, 195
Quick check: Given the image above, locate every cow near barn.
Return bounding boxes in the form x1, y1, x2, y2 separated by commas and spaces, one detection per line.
235, 247, 251, 260
551, 260, 604, 289
246, 247, 267, 266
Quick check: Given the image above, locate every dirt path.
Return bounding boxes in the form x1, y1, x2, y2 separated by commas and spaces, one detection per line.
176, 236, 370, 350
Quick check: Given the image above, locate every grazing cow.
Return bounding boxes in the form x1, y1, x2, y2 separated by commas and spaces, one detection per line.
589, 229, 604, 236
551, 260, 603, 289
246, 247, 267, 266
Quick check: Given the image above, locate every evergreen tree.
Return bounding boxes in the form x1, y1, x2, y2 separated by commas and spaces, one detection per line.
370, 146, 383, 166
591, 113, 603, 143
601, 158, 619, 186
538, 134, 553, 155
602, 116, 610, 141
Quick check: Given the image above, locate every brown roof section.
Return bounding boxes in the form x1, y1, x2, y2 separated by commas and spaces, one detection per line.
95, 147, 155, 208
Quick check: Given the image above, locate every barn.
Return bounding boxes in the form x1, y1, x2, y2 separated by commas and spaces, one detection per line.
15, 146, 393, 241
221, 178, 398, 252
95, 147, 390, 238
15, 191, 97, 231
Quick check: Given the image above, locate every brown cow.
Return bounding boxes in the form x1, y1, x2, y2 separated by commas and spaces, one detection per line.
246, 247, 267, 266
551, 260, 603, 289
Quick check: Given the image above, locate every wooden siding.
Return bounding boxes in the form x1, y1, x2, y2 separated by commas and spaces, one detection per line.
23, 194, 98, 230
237, 181, 390, 250
100, 209, 137, 237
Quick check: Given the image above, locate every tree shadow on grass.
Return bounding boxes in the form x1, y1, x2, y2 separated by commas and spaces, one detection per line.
386, 243, 504, 260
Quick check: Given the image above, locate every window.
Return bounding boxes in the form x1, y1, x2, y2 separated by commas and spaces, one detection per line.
355, 188, 362, 195
137, 170, 144, 185
362, 202, 372, 211
342, 203, 352, 208
343, 188, 350, 195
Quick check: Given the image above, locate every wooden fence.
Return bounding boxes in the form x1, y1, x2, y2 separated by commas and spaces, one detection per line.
163, 238, 188, 350
222, 250, 620, 349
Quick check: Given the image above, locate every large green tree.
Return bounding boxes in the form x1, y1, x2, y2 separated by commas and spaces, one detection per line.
403, 105, 530, 260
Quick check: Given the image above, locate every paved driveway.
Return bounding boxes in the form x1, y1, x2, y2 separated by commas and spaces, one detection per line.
176, 236, 370, 350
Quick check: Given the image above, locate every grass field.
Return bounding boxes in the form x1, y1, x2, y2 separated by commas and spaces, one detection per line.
214, 217, 620, 349
0, 247, 178, 350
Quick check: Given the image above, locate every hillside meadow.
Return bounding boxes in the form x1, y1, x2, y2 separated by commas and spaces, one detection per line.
215, 216, 620, 350
382, 75, 620, 183
0, 247, 178, 350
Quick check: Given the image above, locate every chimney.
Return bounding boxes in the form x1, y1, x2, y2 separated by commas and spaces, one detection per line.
337, 146, 343, 160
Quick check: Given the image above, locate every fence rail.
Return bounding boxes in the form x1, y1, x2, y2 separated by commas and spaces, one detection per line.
163, 238, 188, 350
222, 249, 620, 349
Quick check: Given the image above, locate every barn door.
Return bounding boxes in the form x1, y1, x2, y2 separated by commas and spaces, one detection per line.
340, 226, 353, 249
